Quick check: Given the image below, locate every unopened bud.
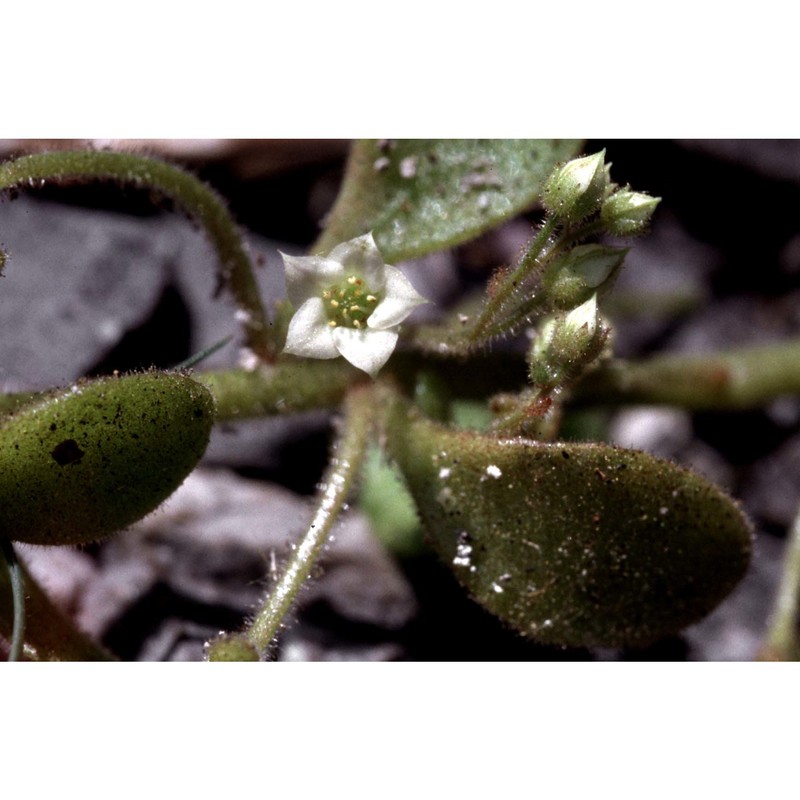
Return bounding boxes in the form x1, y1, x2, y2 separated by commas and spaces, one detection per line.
542, 151, 608, 223
562, 293, 599, 339
601, 189, 660, 236
528, 294, 606, 390
544, 244, 627, 309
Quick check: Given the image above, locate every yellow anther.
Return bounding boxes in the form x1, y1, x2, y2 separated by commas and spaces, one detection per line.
366, 295, 377, 303
330, 299, 339, 308
328, 320, 337, 327
353, 319, 362, 329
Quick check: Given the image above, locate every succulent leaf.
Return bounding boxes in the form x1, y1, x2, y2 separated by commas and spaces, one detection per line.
385, 404, 753, 648
0, 372, 214, 546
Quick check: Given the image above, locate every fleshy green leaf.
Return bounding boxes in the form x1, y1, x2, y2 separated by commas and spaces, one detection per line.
359, 445, 425, 557
0, 372, 214, 546
385, 404, 753, 649
314, 139, 582, 263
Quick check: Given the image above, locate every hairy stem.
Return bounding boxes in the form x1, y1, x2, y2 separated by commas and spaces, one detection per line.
465, 216, 558, 345
242, 385, 375, 657
759, 503, 800, 660
196, 360, 363, 419
0, 150, 276, 362
573, 340, 800, 410
463, 215, 605, 345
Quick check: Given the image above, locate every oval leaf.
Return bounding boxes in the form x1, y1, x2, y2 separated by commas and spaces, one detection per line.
386, 406, 753, 648
0, 372, 214, 545
314, 139, 582, 263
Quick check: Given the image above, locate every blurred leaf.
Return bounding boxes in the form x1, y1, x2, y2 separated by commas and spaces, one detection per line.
386, 404, 753, 649
359, 445, 425, 557
314, 139, 582, 262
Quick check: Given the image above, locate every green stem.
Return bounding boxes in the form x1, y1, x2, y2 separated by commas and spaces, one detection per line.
242, 385, 376, 657
0, 150, 276, 362
489, 390, 561, 440
0, 539, 24, 661
759, 503, 800, 660
461, 215, 604, 349
196, 360, 363, 420
0, 553, 114, 661
573, 340, 800, 410
466, 216, 558, 345
0, 360, 362, 424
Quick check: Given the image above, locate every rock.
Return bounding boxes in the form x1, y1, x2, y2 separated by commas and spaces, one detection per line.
0, 196, 170, 388
19, 468, 418, 661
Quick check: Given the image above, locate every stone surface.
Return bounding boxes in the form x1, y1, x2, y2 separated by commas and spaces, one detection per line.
0, 197, 170, 388
20, 468, 418, 661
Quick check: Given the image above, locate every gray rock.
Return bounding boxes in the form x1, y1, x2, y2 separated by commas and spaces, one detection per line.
605, 211, 721, 357
742, 432, 800, 529
20, 468, 418, 661
0, 197, 171, 388
684, 532, 784, 661
666, 291, 800, 355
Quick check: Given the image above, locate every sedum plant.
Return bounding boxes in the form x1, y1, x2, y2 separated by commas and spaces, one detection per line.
0, 140, 795, 662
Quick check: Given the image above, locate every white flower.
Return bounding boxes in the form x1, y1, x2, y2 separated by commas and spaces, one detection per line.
281, 233, 429, 377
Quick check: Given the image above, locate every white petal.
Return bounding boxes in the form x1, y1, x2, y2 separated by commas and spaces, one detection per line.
328, 232, 386, 289
281, 252, 344, 307
367, 266, 429, 330
283, 298, 340, 359
332, 327, 398, 377
564, 293, 598, 336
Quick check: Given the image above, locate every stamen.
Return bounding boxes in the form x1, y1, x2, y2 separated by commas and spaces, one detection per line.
322, 276, 380, 329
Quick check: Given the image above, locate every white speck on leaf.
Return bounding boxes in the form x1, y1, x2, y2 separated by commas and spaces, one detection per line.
399, 156, 418, 179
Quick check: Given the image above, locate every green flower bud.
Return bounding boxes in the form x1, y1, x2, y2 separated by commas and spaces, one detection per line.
544, 244, 628, 309
528, 295, 607, 390
0, 371, 214, 546
601, 189, 661, 236
542, 151, 608, 223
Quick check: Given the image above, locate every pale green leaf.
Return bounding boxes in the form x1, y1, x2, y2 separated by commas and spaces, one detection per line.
314, 139, 582, 263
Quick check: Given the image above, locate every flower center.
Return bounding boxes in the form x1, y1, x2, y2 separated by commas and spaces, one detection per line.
322, 275, 380, 329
